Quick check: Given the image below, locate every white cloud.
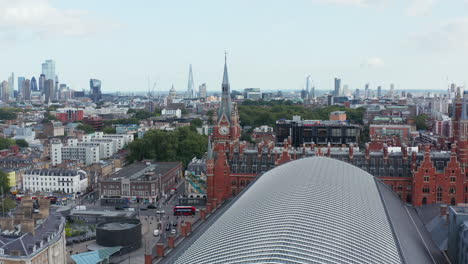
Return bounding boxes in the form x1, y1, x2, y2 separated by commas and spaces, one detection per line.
406, 0, 437, 16
412, 18, 468, 51
361, 57, 385, 68
0, 0, 119, 38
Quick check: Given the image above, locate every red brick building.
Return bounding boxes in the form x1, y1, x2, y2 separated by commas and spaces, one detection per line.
56, 108, 84, 123
205, 63, 468, 209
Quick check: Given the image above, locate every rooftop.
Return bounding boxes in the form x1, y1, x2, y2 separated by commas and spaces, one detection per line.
105, 161, 181, 182
174, 157, 447, 264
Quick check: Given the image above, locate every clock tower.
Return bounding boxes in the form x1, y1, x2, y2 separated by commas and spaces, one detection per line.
206, 55, 241, 212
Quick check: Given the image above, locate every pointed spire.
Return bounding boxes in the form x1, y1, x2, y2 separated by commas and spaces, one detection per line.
187, 64, 194, 98
222, 52, 229, 85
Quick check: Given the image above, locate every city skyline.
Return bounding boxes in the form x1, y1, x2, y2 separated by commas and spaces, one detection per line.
0, 0, 467, 92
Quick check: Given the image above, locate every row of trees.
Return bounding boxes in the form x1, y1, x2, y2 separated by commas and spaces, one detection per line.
238, 101, 366, 128
127, 126, 208, 165
0, 138, 28, 149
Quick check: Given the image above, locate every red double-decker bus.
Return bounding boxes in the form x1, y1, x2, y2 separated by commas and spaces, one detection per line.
173, 206, 196, 216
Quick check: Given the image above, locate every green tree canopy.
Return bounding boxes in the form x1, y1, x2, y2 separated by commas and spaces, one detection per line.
415, 114, 428, 130
77, 124, 95, 134
102, 126, 116, 134
15, 139, 28, 148
127, 127, 207, 165
0, 138, 15, 150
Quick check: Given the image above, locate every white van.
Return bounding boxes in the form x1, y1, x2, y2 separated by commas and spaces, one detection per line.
153, 229, 160, 236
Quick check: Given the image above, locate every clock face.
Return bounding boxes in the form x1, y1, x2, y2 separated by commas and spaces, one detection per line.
218, 126, 229, 135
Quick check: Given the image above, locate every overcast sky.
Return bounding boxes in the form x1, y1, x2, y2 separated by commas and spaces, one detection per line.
1, 0, 468, 93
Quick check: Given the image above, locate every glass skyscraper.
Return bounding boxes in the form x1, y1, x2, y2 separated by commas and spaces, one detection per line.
41, 60, 55, 80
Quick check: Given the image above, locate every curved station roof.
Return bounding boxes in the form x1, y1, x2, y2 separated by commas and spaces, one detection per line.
173, 157, 446, 264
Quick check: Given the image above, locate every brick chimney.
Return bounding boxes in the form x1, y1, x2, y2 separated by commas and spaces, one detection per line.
348, 143, 354, 160
21, 219, 35, 236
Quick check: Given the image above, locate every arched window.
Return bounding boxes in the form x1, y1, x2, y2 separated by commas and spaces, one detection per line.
422, 197, 427, 205
232, 189, 236, 196
449, 187, 456, 194
231, 180, 237, 186
451, 197, 456, 206
240, 180, 245, 186
436, 186, 443, 202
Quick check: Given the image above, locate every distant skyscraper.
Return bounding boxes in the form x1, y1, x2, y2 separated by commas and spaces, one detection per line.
90, 79, 102, 103
44, 79, 55, 103
305, 75, 312, 99
7, 73, 14, 101
187, 64, 195, 98
343, 85, 349, 96
39, 74, 46, 93
41, 60, 55, 80
199, 83, 207, 98
377, 86, 382, 98
365, 83, 369, 98
30, 76, 38, 92
23, 79, 31, 101
17, 76, 25, 94
311, 85, 316, 98
1, 81, 8, 102
334, 78, 341, 97
355, 88, 360, 98
390, 83, 395, 98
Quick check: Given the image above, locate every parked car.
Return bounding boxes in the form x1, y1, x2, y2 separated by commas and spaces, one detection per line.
156, 210, 165, 215
165, 225, 171, 231
153, 229, 160, 236
171, 229, 177, 235
172, 221, 177, 227
147, 204, 157, 209
115, 206, 124, 210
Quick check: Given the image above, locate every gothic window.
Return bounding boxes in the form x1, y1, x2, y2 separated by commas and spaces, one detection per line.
231, 180, 236, 186
397, 185, 403, 191
424, 176, 430, 182
422, 186, 430, 193
450, 176, 456, 183
449, 187, 456, 194
436, 187, 443, 202
240, 180, 245, 186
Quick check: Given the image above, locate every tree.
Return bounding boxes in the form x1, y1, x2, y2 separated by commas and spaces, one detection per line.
15, 139, 28, 148
102, 127, 116, 134
415, 114, 428, 130
0, 171, 10, 196
206, 110, 214, 125
77, 124, 95, 134
127, 126, 208, 165
0, 108, 17, 120
0, 138, 15, 150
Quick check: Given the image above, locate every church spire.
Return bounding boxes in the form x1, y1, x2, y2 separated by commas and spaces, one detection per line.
218, 53, 232, 122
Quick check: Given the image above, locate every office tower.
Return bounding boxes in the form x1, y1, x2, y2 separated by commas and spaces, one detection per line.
305, 75, 312, 99
90, 79, 102, 103
22, 79, 31, 101
6, 73, 14, 101
390, 83, 395, 98
343, 85, 349, 96
17, 76, 25, 96
30, 76, 38, 91
355, 88, 360, 98
365, 83, 369, 98
377, 86, 382, 98
41, 60, 55, 80
44, 79, 55, 103
187, 64, 194, 98
311, 85, 316, 98
39, 74, 46, 93
1, 81, 7, 102
199, 83, 207, 98
334, 78, 341, 96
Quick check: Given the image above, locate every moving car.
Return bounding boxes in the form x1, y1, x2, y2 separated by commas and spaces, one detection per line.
153, 229, 160, 236
171, 229, 176, 235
